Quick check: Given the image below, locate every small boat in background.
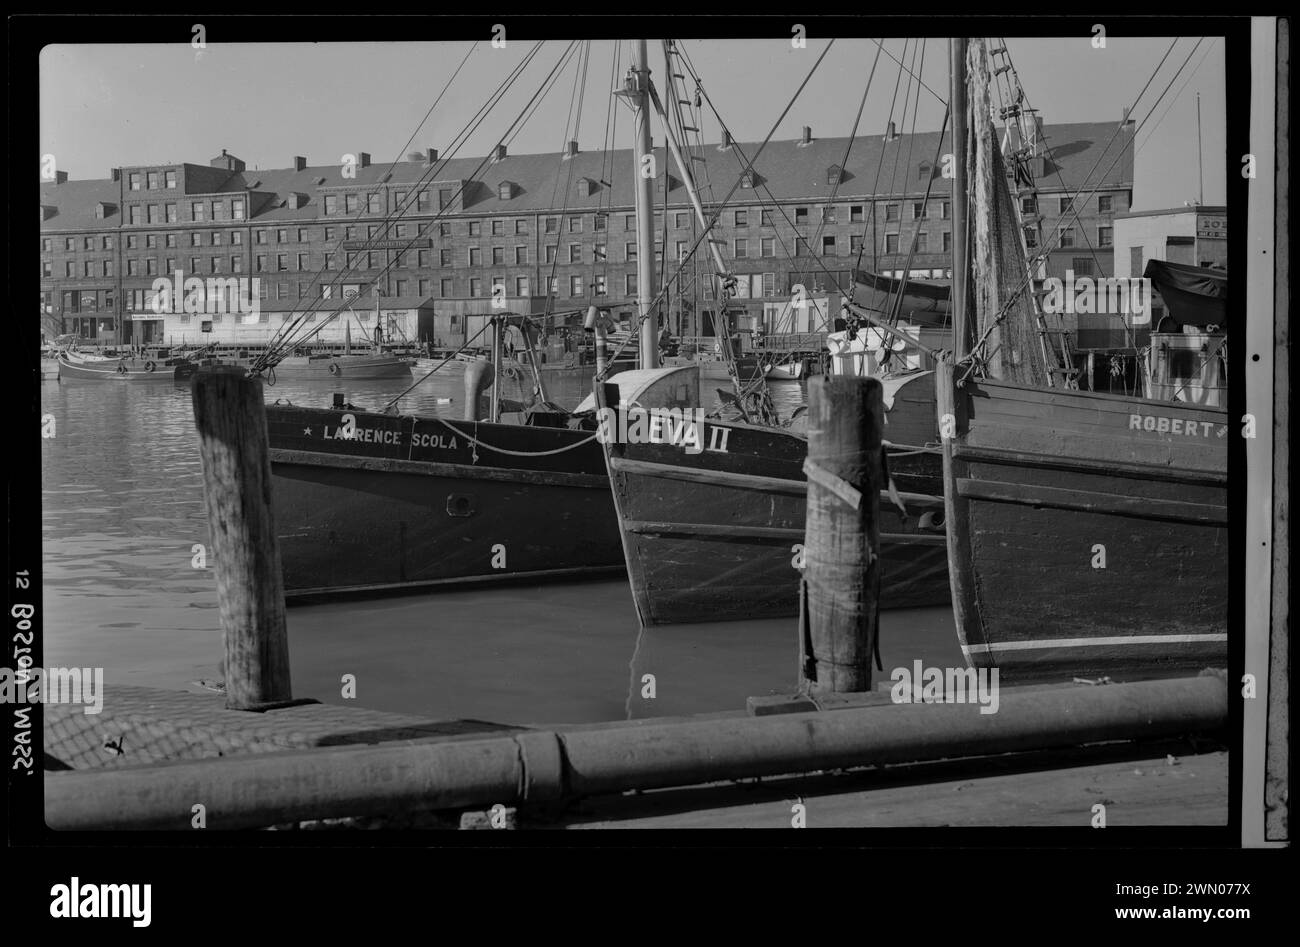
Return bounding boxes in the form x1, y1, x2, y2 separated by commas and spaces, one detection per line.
265, 351, 413, 381
56, 350, 191, 382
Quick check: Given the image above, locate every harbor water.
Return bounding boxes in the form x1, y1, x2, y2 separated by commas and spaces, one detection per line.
39, 365, 962, 725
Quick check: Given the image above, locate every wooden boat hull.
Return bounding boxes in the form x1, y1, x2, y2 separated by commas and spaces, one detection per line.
56, 354, 186, 382
595, 385, 949, 625
266, 407, 622, 596
270, 354, 412, 380
935, 368, 1228, 681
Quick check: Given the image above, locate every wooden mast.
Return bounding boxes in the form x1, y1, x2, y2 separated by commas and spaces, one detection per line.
630, 40, 660, 370
950, 37, 969, 360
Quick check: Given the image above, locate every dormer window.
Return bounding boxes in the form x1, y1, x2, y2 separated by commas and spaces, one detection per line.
918, 162, 932, 180
740, 171, 754, 189
826, 165, 843, 185
578, 177, 598, 197
498, 181, 517, 200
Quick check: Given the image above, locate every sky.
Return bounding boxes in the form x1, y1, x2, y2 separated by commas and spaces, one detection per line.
40, 36, 1226, 211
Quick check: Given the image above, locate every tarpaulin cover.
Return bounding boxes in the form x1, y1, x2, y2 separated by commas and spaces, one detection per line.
1143, 259, 1228, 328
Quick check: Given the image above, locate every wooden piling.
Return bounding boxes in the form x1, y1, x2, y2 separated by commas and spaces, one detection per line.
191, 367, 293, 710
800, 375, 884, 694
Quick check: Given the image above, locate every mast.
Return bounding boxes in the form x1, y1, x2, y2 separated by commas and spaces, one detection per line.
630, 40, 660, 369
1196, 92, 1204, 205
950, 37, 969, 360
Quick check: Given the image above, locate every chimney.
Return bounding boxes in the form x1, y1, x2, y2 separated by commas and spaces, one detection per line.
800, 125, 813, 146
293, 156, 307, 171
885, 121, 898, 141
427, 147, 438, 164
358, 152, 371, 168
565, 140, 579, 159
718, 130, 733, 151
1122, 107, 1134, 126
492, 143, 508, 162
111, 168, 121, 182
43, 170, 69, 185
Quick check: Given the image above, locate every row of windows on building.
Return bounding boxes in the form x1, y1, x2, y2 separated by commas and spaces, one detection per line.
47, 266, 806, 315
41, 228, 963, 280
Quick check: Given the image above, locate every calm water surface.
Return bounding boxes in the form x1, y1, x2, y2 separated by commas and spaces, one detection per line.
40, 366, 960, 725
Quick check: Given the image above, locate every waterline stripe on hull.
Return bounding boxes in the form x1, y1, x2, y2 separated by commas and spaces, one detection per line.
956, 478, 1227, 527
962, 633, 1228, 655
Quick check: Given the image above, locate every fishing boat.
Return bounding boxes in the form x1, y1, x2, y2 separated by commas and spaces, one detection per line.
56, 349, 192, 382
593, 42, 952, 625
259, 41, 706, 599
935, 38, 1227, 681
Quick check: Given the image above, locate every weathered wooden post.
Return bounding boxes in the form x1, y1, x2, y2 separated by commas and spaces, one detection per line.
800, 375, 884, 694
191, 367, 293, 710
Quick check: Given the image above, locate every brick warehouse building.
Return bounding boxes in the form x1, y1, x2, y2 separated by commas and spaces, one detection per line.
39, 119, 1133, 347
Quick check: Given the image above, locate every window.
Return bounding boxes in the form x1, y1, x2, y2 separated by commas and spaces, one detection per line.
468, 221, 481, 237
191, 202, 205, 222
570, 276, 584, 296
212, 232, 223, 246
418, 279, 430, 297
515, 219, 528, 235
546, 276, 558, 296
885, 233, 900, 253
675, 241, 687, 262
1024, 229, 1038, 249
468, 247, 481, 266
145, 234, 157, 249
212, 201, 225, 221
437, 189, 451, 211
297, 253, 308, 270
165, 171, 176, 189
190, 233, 202, 248
277, 229, 288, 244
515, 246, 527, 265
624, 214, 636, 231
498, 182, 513, 201
1072, 258, 1095, 277
625, 243, 636, 261
821, 235, 835, 256
255, 255, 266, 272
365, 193, 381, 214
255, 230, 267, 244
885, 204, 899, 222
146, 205, 159, 224
344, 194, 358, 213
367, 225, 378, 239
231, 232, 242, 245
569, 217, 582, 233
794, 207, 808, 224
734, 238, 748, 259
298, 228, 309, 242
129, 173, 142, 191
1021, 197, 1037, 215
594, 275, 606, 296
850, 205, 864, 223
469, 278, 482, 297
674, 212, 687, 228
103, 236, 113, 249
324, 195, 338, 215
942, 232, 952, 252
1060, 228, 1075, 248
211, 257, 222, 274
734, 210, 748, 227
232, 199, 244, 220
129, 206, 142, 225
439, 222, 450, 238
492, 247, 504, 265
440, 278, 453, 297
850, 234, 863, 254
1059, 197, 1072, 214
440, 249, 452, 266
1098, 226, 1113, 248
1098, 195, 1114, 214
761, 210, 773, 226
277, 254, 287, 271
232, 256, 242, 273
915, 232, 928, 253
912, 202, 925, 220
569, 245, 581, 263
491, 219, 505, 236
395, 279, 408, 296
418, 249, 430, 267
940, 201, 951, 220
594, 214, 606, 232
516, 276, 529, 297
626, 273, 638, 295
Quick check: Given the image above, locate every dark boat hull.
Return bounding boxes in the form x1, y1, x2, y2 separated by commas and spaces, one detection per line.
935, 368, 1228, 681
266, 407, 622, 596
595, 389, 949, 625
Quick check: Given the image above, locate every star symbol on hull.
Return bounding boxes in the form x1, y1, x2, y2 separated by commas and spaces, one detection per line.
303, 427, 312, 436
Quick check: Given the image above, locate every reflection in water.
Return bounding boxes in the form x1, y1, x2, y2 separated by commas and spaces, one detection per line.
40, 369, 960, 723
